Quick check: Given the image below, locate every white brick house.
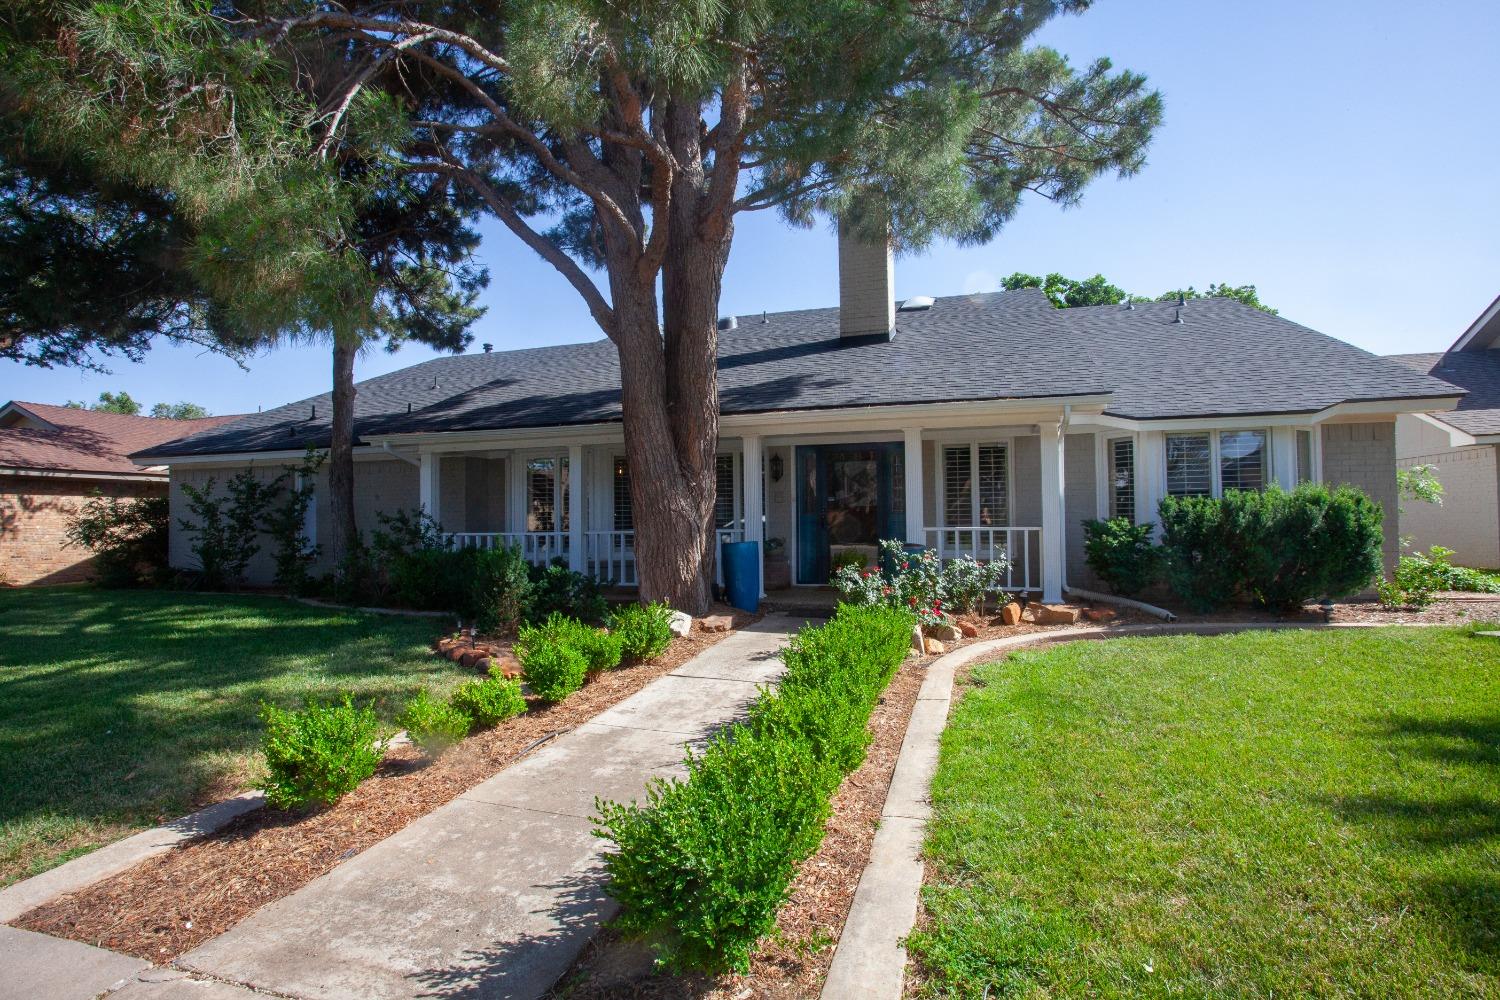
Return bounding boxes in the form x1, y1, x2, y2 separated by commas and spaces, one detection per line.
139, 236, 1464, 602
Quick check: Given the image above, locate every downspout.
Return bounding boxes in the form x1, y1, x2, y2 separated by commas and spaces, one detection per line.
1065, 585, 1177, 622
1059, 404, 1072, 595
381, 442, 421, 467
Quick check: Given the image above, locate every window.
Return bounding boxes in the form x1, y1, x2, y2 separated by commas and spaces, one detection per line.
942, 443, 1010, 526
714, 454, 738, 529
1166, 433, 1212, 497
526, 456, 568, 531
1295, 429, 1314, 485
1108, 438, 1136, 522
612, 456, 632, 531
1219, 430, 1267, 492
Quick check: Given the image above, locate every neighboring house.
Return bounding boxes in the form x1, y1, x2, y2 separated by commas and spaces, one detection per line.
136, 235, 1463, 603
0, 401, 238, 585
1390, 294, 1500, 568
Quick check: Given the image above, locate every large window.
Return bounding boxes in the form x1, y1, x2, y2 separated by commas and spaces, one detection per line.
1165, 430, 1271, 498
526, 456, 568, 532
1108, 438, 1136, 522
1165, 433, 1213, 497
613, 453, 738, 532
1219, 430, 1268, 492
941, 443, 1010, 526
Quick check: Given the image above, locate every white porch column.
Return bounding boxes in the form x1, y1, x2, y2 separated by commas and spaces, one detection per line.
418, 450, 440, 519
567, 444, 585, 571
1039, 420, 1065, 603
742, 434, 765, 596
903, 426, 925, 545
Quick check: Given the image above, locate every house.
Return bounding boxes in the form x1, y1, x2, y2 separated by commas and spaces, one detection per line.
0, 401, 239, 585
135, 235, 1463, 603
1390, 294, 1500, 568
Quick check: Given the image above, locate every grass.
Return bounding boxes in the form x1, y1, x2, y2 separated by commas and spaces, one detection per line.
0, 586, 468, 887
908, 626, 1500, 998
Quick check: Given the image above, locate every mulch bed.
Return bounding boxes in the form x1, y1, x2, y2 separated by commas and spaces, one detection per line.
12, 607, 757, 962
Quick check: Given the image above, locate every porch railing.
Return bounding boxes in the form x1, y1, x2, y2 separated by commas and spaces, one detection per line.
449, 531, 567, 567
585, 527, 746, 588
922, 525, 1041, 593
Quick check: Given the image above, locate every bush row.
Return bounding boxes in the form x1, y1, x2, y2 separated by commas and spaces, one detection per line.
258, 602, 679, 809
1083, 483, 1385, 612
594, 603, 914, 973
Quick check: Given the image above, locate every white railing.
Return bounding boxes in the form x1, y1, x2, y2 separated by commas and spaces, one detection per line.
584, 527, 747, 588
922, 526, 1041, 593
449, 531, 567, 567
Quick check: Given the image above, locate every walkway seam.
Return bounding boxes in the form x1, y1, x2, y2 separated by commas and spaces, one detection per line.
819, 619, 1429, 1000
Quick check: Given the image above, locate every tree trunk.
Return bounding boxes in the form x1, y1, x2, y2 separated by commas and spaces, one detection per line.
328, 337, 359, 575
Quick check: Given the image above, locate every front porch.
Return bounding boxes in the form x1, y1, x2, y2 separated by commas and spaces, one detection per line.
411, 415, 1070, 603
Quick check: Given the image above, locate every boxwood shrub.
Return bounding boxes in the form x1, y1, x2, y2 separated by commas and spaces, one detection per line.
594, 603, 914, 972
397, 689, 472, 757
608, 602, 676, 663
450, 673, 527, 728
260, 695, 385, 810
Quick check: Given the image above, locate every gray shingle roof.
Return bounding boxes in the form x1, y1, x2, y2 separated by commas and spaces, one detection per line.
141, 290, 1464, 459
1389, 351, 1500, 436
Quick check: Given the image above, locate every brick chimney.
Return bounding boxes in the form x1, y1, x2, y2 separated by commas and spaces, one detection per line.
838, 220, 895, 340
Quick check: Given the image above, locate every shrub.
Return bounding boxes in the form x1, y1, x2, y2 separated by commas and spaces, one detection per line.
397, 689, 472, 756
369, 511, 532, 629
1158, 484, 1383, 612
450, 674, 526, 728
179, 469, 281, 587
64, 492, 169, 587
262, 449, 324, 595
1378, 546, 1464, 609
938, 555, 1010, 615
609, 602, 676, 663
517, 617, 592, 702
595, 604, 914, 973
834, 539, 1008, 623
526, 560, 608, 623
260, 695, 384, 810
1081, 517, 1163, 596
518, 612, 621, 673
468, 545, 531, 632
831, 548, 868, 574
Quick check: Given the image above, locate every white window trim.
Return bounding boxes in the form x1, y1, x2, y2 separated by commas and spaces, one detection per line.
934, 438, 1014, 529
1162, 428, 1280, 499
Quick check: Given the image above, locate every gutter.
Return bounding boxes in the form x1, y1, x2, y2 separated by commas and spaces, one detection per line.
380, 442, 421, 466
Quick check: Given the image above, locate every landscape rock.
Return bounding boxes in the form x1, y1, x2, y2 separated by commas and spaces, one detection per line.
698, 614, 734, 633
927, 621, 960, 642
911, 626, 925, 652
668, 610, 693, 638
924, 638, 946, 655
1083, 607, 1118, 623
1029, 603, 1080, 625
957, 620, 979, 638
999, 602, 1023, 626
459, 649, 486, 669
489, 652, 523, 678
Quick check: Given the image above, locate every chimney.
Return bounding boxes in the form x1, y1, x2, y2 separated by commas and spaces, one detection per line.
838, 220, 895, 340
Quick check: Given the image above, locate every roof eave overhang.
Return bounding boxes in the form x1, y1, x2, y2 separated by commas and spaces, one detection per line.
1452, 293, 1500, 352
0, 466, 167, 481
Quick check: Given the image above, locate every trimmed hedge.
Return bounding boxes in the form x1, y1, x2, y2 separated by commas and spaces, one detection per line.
594, 604, 914, 973
1158, 483, 1384, 612
260, 696, 384, 810
609, 602, 676, 663
450, 673, 527, 727
397, 689, 471, 757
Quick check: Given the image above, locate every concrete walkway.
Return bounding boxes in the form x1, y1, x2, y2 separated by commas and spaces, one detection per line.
147, 616, 795, 1000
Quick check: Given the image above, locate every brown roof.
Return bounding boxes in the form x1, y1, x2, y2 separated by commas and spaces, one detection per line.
0, 401, 240, 477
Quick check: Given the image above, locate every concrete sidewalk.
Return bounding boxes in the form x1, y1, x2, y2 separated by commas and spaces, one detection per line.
155, 616, 795, 1000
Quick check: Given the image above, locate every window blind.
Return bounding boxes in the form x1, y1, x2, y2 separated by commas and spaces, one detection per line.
1165, 433, 1212, 497
1109, 438, 1135, 522
977, 444, 1009, 526
1219, 430, 1267, 492
943, 446, 972, 525
714, 454, 737, 529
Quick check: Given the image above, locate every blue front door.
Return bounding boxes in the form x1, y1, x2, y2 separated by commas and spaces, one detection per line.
795, 443, 904, 584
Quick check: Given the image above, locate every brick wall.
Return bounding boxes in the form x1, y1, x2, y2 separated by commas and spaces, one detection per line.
1321, 420, 1400, 574
0, 476, 165, 586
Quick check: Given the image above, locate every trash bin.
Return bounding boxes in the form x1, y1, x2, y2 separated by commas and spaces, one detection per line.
720, 540, 761, 614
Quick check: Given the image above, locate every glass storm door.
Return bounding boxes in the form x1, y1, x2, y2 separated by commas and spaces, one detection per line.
795, 443, 902, 584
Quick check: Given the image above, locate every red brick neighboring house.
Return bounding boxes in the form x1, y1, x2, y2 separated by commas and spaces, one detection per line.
0, 401, 239, 585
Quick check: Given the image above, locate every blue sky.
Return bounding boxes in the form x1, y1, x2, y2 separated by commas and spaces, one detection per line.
4, 0, 1497, 416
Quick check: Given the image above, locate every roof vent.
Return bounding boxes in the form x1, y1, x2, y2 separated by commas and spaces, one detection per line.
718, 315, 738, 331
1176, 291, 1186, 307
898, 295, 934, 312
482, 343, 493, 353
1173, 307, 1184, 324
1124, 300, 1135, 310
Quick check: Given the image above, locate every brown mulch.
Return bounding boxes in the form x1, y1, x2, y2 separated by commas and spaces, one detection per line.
1166, 591, 1500, 627
12, 607, 757, 962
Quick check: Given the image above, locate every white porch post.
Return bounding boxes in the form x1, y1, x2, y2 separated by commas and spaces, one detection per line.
418, 450, 440, 519
1039, 420, 1065, 603
567, 444, 584, 572
903, 426, 924, 545
742, 434, 765, 596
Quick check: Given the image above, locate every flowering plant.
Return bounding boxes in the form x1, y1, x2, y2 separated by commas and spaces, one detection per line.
833, 540, 1011, 627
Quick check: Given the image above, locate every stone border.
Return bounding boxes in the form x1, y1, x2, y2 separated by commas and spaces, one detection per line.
0, 793, 265, 924
819, 620, 1431, 1000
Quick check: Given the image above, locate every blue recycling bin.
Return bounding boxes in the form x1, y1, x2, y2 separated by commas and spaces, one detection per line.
721, 540, 761, 614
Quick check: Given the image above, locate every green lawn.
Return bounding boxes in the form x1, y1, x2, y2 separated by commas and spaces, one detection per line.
908, 627, 1500, 998
0, 587, 468, 887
